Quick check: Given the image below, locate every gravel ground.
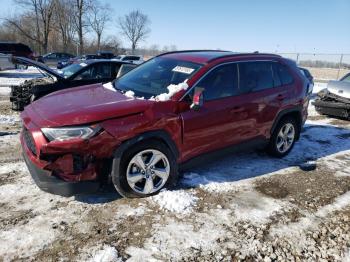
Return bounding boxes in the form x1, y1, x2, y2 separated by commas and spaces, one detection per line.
0, 78, 349, 261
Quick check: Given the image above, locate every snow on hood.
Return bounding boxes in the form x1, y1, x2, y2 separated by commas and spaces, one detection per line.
124, 90, 135, 98
104, 81, 189, 102
102, 82, 116, 92
327, 80, 350, 99
153, 82, 189, 102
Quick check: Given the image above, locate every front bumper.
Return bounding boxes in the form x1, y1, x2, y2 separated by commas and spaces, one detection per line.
23, 151, 100, 196
312, 99, 350, 119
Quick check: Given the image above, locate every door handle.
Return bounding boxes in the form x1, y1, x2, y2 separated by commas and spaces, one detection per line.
231, 107, 245, 113
276, 94, 285, 101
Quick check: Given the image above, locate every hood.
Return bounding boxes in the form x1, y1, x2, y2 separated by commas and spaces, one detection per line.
13, 56, 64, 80
327, 80, 350, 99
26, 83, 154, 127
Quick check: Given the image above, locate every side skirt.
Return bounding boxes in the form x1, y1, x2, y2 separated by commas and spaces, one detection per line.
179, 137, 268, 172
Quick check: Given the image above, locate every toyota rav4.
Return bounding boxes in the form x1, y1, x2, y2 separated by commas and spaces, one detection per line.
20, 51, 309, 198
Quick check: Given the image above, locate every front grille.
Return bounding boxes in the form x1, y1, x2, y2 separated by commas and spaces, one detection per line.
23, 127, 37, 156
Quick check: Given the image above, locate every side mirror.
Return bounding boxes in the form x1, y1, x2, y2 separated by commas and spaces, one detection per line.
190, 87, 204, 111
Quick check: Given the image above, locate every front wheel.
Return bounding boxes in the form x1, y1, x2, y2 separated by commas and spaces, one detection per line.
112, 140, 178, 198
267, 117, 299, 157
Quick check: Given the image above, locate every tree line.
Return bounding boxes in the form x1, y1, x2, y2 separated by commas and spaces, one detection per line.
0, 0, 173, 56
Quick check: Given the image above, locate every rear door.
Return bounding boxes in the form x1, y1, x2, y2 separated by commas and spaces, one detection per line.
237, 61, 292, 139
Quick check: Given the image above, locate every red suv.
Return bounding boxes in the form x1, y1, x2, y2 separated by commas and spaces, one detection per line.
20, 51, 309, 198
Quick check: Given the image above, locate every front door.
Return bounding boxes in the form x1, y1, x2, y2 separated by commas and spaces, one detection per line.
180, 63, 253, 160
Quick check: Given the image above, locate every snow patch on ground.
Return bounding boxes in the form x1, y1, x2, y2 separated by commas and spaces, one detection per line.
151, 190, 198, 214
126, 216, 225, 260
114, 205, 148, 219
86, 245, 122, 262
0, 114, 20, 125
231, 190, 287, 224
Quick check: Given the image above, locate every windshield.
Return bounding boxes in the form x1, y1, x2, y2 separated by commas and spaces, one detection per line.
60, 63, 85, 78
115, 57, 201, 98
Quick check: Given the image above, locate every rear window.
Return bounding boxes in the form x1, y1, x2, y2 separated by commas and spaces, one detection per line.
274, 63, 294, 86
239, 61, 275, 92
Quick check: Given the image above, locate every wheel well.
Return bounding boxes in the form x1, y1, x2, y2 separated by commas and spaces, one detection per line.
272, 110, 302, 139
113, 131, 179, 162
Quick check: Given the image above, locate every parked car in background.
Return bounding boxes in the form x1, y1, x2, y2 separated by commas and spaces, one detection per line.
0, 42, 34, 59
82, 54, 101, 60
116, 63, 138, 78
313, 73, 350, 119
10, 57, 133, 110
57, 54, 115, 69
299, 67, 314, 94
37, 52, 75, 67
19, 50, 309, 197
0, 53, 13, 71
97, 51, 115, 59
115, 55, 144, 64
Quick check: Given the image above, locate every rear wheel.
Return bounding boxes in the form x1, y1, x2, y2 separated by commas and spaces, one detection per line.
267, 117, 299, 157
112, 140, 178, 198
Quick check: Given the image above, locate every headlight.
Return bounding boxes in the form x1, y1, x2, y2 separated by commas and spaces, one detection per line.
41, 125, 101, 142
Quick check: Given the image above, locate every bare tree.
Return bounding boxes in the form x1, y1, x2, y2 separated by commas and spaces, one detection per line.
6, 0, 55, 54
88, 1, 111, 51
72, 0, 91, 55
118, 10, 150, 54
54, 0, 75, 52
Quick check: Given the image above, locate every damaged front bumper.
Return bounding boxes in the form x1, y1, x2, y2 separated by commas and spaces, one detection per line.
22, 150, 100, 196
20, 121, 118, 197
312, 91, 350, 119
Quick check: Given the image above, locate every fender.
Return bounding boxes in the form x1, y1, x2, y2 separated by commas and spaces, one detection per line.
112, 130, 179, 160
270, 106, 303, 139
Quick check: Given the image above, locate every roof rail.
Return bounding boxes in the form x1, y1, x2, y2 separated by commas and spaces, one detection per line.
156, 49, 231, 57
207, 52, 282, 63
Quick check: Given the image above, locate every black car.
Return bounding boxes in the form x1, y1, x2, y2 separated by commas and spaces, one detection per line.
97, 51, 115, 59
10, 57, 134, 111
0, 42, 34, 58
37, 52, 75, 67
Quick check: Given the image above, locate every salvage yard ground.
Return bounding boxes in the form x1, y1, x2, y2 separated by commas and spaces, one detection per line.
0, 71, 350, 261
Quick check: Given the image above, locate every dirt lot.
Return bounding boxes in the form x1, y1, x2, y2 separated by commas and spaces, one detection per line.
0, 76, 350, 261
304, 67, 350, 82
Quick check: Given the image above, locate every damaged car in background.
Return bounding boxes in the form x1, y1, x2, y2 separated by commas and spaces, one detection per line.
313, 73, 350, 119
10, 57, 137, 111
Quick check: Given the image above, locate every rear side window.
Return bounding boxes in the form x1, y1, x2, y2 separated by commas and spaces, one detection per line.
197, 63, 239, 101
273, 63, 294, 86
239, 61, 275, 92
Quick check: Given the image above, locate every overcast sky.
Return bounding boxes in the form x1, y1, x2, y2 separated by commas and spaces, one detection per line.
1, 0, 349, 54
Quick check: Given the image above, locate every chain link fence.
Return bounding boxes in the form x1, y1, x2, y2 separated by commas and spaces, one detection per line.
277, 53, 350, 82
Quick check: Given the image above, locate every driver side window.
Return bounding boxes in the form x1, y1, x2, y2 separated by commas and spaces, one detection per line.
196, 63, 239, 101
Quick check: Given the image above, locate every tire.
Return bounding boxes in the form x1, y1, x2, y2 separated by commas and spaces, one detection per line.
267, 117, 299, 158
112, 140, 178, 198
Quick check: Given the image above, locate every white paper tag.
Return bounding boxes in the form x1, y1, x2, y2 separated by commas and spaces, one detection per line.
172, 66, 195, 75
80, 63, 88, 67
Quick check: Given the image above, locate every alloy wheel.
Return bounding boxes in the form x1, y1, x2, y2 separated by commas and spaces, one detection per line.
276, 123, 295, 153
126, 149, 170, 195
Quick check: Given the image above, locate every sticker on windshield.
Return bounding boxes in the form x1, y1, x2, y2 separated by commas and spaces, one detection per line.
80, 63, 88, 67
172, 66, 195, 75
